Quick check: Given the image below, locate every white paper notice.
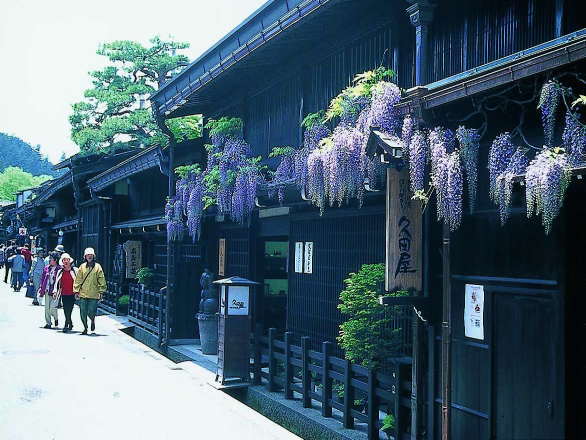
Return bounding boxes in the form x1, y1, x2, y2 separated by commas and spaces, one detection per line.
464, 284, 484, 340
304, 242, 313, 274
294, 242, 304, 273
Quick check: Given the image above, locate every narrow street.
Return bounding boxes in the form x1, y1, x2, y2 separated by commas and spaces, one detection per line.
0, 281, 299, 440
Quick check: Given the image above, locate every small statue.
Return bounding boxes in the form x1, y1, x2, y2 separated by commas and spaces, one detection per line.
199, 268, 218, 314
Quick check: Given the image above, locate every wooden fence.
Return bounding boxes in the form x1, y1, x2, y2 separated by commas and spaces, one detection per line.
100, 281, 123, 314
128, 283, 166, 336
252, 327, 412, 440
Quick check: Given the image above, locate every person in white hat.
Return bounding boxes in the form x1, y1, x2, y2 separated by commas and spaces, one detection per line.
74, 247, 106, 335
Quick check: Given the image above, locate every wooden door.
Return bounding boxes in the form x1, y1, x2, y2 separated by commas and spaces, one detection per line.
493, 292, 564, 439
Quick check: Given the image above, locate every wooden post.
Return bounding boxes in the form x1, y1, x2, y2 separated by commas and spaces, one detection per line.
284, 332, 293, 399
301, 337, 311, 408
343, 359, 354, 429
367, 369, 378, 440
441, 223, 451, 440
268, 328, 276, 392
412, 308, 423, 439
158, 287, 164, 337
396, 364, 403, 439
427, 325, 436, 440
406, 1, 435, 87
321, 341, 332, 417
253, 323, 262, 385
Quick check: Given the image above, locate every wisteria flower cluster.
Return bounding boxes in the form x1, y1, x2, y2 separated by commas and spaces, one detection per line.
428, 128, 464, 231
525, 148, 571, 234
165, 196, 185, 241
493, 147, 528, 225
167, 117, 263, 241
488, 133, 515, 202
562, 110, 586, 166
271, 74, 400, 213
487, 81, 586, 232
538, 80, 561, 148
408, 130, 427, 194
456, 127, 481, 213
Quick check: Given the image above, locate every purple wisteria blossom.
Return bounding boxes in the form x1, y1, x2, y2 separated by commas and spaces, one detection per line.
525, 148, 572, 234
488, 133, 515, 202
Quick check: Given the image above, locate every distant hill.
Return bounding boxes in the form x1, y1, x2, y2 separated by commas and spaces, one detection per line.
0, 132, 62, 177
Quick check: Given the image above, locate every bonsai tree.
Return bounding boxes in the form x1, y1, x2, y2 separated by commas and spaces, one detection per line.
338, 263, 408, 369
136, 267, 154, 288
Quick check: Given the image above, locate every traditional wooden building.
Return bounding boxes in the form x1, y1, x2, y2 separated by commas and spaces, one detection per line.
146, 1, 584, 438
87, 141, 203, 335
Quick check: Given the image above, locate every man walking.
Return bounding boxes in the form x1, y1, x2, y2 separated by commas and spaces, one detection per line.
4, 241, 16, 284
30, 248, 47, 305
8, 248, 25, 292
74, 248, 106, 335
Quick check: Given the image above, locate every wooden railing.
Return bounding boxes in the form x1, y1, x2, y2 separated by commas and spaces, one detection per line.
251, 327, 412, 440
128, 283, 166, 336
100, 281, 123, 314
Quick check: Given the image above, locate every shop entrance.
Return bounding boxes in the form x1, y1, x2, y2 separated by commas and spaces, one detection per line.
257, 238, 288, 331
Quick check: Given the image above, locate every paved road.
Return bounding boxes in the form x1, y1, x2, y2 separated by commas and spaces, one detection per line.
0, 281, 298, 440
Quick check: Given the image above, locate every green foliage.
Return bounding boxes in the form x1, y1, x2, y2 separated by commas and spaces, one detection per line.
174, 164, 201, 178
0, 133, 61, 177
117, 295, 130, 306
202, 165, 220, 209
166, 115, 203, 143
0, 167, 51, 202
353, 67, 395, 97
301, 111, 326, 129
325, 67, 395, 121
136, 267, 154, 286
70, 36, 193, 156
269, 146, 295, 158
205, 117, 243, 140
338, 263, 408, 368
381, 413, 396, 436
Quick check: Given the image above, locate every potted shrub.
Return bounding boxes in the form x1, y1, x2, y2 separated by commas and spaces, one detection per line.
117, 295, 129, 316
136, 267, 154, 290
338, 264, 408, 369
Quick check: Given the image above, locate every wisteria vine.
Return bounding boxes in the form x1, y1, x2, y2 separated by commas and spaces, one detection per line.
168, 74, 585, 241
166, 117, 263, 241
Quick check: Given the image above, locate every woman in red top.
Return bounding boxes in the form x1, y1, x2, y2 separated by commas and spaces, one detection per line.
53, 253, 77, 333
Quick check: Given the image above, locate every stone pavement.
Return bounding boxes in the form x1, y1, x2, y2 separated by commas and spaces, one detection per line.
0, 281, 299, 440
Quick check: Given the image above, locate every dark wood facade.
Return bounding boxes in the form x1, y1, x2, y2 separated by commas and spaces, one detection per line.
2, 1, 579, 439
151, 1, 584, 438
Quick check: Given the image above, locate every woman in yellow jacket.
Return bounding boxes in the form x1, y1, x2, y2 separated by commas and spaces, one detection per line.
73, 247, 107, 335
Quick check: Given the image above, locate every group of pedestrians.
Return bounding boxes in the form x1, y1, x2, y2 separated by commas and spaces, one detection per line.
1, 243, 108, 335
0, 242, 41, 291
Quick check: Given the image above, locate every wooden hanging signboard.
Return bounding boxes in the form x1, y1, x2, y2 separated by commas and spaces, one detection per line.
218, 238, 226, 276
385, 167, 422, 292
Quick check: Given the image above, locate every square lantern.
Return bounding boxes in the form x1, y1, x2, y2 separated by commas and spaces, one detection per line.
213, 276, 259, 386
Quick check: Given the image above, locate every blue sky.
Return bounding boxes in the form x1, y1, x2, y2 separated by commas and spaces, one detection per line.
0, 0, 267, 162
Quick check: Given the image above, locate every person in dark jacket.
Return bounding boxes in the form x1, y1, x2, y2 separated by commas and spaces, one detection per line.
4, 242, 16, 284
0, 244, 6, 270
21, 244, 32, 283
8, 248, 26, 291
